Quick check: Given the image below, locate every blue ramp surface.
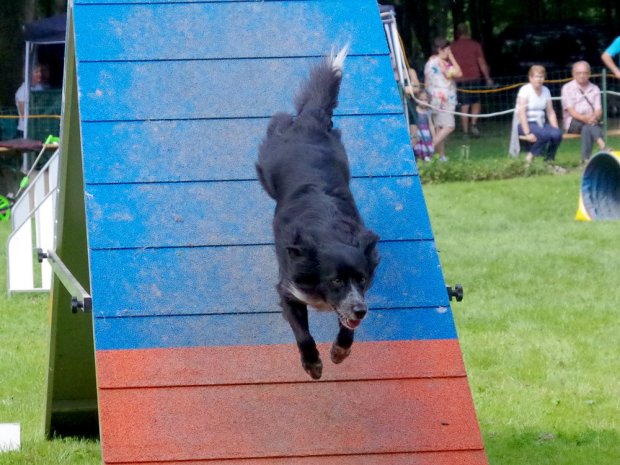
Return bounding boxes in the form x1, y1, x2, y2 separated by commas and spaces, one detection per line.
70, 0, 488, 463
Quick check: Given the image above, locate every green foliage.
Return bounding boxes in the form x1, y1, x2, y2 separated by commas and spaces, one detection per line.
415, 131, 620, 184
418, 156, 551, 183
0, 1, 67, 107
381, 0, 617, 62
0, 1, 26, 108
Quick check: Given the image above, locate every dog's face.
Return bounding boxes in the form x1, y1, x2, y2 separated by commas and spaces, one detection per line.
285, 230, 379, 330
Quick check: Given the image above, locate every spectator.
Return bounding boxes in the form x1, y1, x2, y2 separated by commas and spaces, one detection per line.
424, 37, 462, 161
412, 89, 435, 161
392, 63, 420, 146
516, 65, 562, 163
450, 23, 494, 137
15, 63, 49, 138
404, 67, 422, 145
601, 36, 620, 79
404, 67, 421, 97
561, 61, 607, 162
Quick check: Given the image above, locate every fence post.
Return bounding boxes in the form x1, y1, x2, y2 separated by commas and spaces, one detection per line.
602, 68, 608, 142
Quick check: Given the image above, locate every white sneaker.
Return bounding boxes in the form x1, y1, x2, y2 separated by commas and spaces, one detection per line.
439, 155, 448, 162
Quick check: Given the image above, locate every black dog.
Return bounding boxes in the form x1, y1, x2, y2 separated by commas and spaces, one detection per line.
256, 47, 380, 379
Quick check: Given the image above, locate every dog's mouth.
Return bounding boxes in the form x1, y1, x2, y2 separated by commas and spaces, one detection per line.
339, 315, 363, 330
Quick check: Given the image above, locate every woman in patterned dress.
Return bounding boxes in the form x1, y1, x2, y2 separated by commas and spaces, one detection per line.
424, 38, 462, 160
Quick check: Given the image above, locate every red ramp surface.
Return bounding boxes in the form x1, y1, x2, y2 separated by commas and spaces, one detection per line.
97, 341, 485, 464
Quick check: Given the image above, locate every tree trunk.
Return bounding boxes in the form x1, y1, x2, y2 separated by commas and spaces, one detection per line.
401, 0, 432, 66
55, 0, 68, 13
22, 0, 37, 23
431, 0, 451, 39
451, 0, 466, 37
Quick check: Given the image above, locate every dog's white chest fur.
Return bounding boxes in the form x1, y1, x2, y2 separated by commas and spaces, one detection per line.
286, 282, 332, 311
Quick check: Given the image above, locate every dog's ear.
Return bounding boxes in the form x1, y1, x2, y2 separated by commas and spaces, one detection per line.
286, 233, 316, 261
266, 112, 294, 136
360, 229, 379, 253
360, 229, 380, 270
286, 245, 307, 260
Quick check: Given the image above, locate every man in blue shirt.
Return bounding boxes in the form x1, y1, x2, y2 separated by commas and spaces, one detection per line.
601, 37, 620, 78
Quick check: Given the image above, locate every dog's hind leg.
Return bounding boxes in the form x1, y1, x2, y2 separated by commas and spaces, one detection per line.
281, 296, 323, 379
331, 323, 354, 364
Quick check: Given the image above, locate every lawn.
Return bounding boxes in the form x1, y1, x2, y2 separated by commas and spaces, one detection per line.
0, 166, 619, 463
425, 172, 620, 464
0, 224, 100, 464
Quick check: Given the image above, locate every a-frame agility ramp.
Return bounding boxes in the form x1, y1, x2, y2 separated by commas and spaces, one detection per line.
46, 1, 489, 463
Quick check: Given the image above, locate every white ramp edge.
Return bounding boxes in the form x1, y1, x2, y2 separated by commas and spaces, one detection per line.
7, 149, 59, 293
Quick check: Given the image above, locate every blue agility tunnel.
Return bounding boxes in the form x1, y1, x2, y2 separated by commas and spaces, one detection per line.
577, 150, 620, 221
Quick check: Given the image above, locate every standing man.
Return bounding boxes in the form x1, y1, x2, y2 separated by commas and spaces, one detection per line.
15, 63, 49, 138
561, 61, 607, 162
601, 36, 620, 79
450, 23, 494, 137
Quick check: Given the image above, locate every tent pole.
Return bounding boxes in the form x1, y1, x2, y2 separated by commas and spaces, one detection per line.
22, 43, 32, 171
24, 43, 31, 140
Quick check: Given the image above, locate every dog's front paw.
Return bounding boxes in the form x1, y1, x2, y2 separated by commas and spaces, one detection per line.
330, 344, 352, 364
302, 358, 323, 379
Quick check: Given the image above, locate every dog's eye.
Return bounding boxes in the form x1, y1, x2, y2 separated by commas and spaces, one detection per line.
331, 278, 344, 288
359, 276, 367, 286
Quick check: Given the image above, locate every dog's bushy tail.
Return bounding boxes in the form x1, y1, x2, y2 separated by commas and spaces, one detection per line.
294, 45, 349, 125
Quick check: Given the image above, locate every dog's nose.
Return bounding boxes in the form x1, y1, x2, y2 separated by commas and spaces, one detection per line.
353, 305, 367, 320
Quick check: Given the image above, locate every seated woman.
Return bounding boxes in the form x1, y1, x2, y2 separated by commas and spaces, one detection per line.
516, 65, 563, 163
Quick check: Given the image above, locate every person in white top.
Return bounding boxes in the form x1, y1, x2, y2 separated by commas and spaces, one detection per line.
516, 65, 562, 163
14, 63, 49, 138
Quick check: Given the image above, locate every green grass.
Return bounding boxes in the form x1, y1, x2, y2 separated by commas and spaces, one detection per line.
0, 224, 100, 464
1, 169, 619, 463
424, 173, 620, 464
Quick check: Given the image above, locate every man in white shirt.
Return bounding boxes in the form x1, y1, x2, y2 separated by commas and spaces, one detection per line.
561, 61, 606, 162
15, 64, 49, 138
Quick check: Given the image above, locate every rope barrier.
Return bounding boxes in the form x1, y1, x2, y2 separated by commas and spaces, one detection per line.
0, 114, 61, 119
456, 74, 614, 94
458, 83, 521, 94
416, 65, 620, 119
398, 33, 413, 72
411, 96, 516, 118
457, 76, 577, 94
414, 92, 580, 118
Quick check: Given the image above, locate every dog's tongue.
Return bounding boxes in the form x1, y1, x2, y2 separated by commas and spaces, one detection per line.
347, 319, 361, 329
